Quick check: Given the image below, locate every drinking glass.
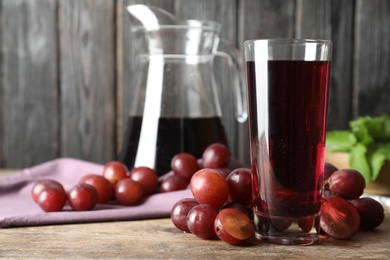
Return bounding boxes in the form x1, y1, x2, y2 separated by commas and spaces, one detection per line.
244, 39, 332, 245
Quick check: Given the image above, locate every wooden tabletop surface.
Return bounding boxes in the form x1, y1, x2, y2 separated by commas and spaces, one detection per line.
1, 170, 390, 259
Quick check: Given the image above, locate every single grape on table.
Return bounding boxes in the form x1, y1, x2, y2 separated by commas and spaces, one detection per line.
102, 161, 128, 187
129, 166, 158, 196
202, 143, 230, 169
36, 181, 67, 212
226, 168, 252, 206
160, 175, 189, 193
68, 183, 98, 211
190, 168, 229, 209
351, 197, 385, 230
115, 178, 144, 206
31, 179, 63, 204
320, 196, 360, 240
186, 204, 219, 239
214, 208, 254, 245
324, 169, 366, 200
171, 153, 200, 182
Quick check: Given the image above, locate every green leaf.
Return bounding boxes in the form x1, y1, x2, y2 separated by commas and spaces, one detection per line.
375, 114, 390, 142
349, 114, 390, 144
349, 117, 374, 146
326, 131, 357, 152
349, 143, 372, 183
367, 143, 390, 181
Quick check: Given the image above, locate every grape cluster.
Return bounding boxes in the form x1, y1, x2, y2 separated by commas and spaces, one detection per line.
170, 144, 254, 245
321, 163, 385, 239
32, 162, 158, 212
31, 142, 385, 245
31, 143, 233, 213
170, 156, 386, 245
160, 143, 232, 193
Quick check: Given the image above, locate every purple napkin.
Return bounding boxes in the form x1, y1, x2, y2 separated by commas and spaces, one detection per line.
0, 157, 243, 228
0, 158, 193, 228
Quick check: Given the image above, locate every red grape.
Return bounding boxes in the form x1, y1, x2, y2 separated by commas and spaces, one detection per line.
297, 218, 316, 233
271, 219, 292, 232
221, 202, 253, 221
171, 153, 200, 181
37, 183, 67, 212
102, 161, 128, 187
79, 174, 114, 204
31, 179, 63, 204
214, 208, 254, 245
226, 168, 252, 205
171, 198, 199, 232
186, 204, 218, 239
326, 169, 366, 200
160, 175, 189, 193
320, 196, 360, 239
322, 163, 339, 199
190, 169, 229, 209
350, 197, 385, 230
129, 166, 158, 195
324, 162, 338, 181
115, 179, 144, 206
202, 143, 230, 168
68, 183, 98, 211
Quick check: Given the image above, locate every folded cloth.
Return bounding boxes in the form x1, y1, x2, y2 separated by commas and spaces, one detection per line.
0, 158, 193, 228
0, 157, 244, 228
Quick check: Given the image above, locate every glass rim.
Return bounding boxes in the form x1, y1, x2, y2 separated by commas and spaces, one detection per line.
244, 38, 332, 46
131, 19, 221, 32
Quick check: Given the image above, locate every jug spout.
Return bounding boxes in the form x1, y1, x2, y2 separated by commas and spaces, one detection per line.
126, 4, 177, 29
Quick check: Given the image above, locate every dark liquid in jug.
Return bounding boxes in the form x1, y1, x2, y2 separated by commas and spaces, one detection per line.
119, 116, 229, 176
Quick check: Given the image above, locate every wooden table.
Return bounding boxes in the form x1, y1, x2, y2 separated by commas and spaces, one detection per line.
1, 171, 390, 259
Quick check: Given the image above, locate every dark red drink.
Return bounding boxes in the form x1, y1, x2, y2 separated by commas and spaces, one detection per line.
246, 60, 330, 226
119, 116, 228, 176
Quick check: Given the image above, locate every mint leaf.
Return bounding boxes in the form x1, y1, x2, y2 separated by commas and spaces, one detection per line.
349, 117, 374, 146
349, 143, 371, 183
375, 114, 390, 142
364, 116, 383, 137
326, 131, 356, 152
368, 143, 390, 181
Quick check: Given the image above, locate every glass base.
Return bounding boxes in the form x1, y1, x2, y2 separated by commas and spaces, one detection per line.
255, 232, 319, 246
253, 212, 320, 246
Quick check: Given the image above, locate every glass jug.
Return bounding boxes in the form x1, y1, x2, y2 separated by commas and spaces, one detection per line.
119, 5, 247, 176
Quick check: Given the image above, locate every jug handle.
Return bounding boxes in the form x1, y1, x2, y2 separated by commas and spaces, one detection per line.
216, 39, 248, 123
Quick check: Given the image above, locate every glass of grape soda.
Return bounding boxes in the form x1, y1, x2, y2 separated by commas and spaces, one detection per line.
244, 39, 332, 245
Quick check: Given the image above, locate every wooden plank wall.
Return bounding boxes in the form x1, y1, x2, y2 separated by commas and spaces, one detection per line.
0, 0, 389, 168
